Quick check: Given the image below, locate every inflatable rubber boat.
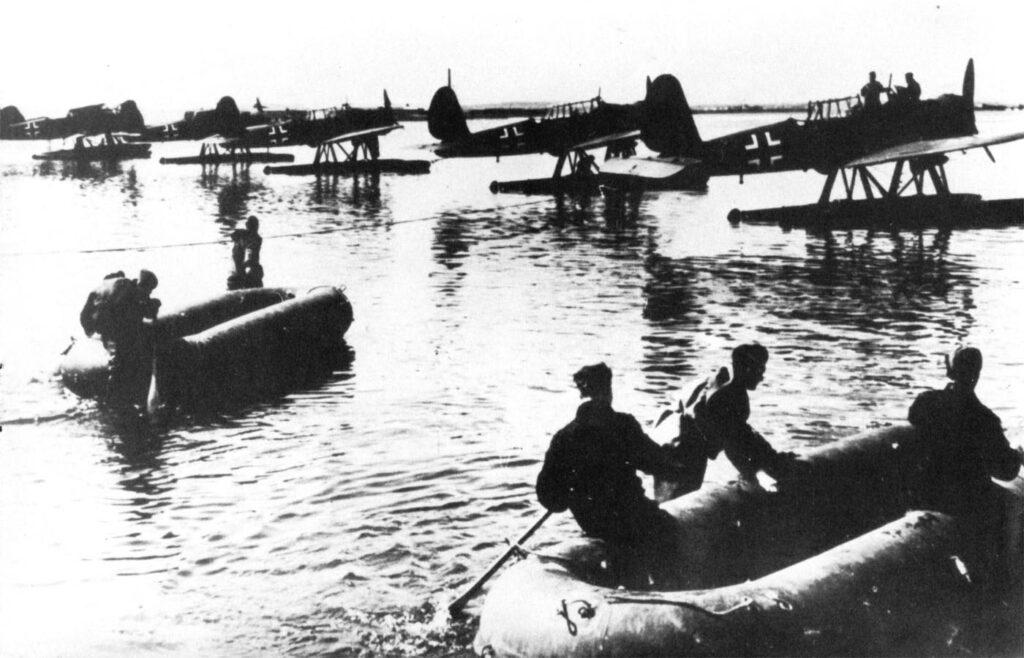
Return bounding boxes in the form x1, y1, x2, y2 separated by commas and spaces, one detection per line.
474, 425, 1023, 657
59, 286, 353, 411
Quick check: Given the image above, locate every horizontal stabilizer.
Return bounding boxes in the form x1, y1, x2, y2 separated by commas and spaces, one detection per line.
600, 155, 702, 179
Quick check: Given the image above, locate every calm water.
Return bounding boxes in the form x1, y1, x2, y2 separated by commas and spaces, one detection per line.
2, 114, 1024, 656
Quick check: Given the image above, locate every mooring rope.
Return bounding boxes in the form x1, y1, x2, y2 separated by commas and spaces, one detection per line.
0, 198, 551, 258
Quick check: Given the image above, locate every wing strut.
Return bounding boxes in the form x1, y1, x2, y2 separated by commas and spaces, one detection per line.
820, 156, 951, 205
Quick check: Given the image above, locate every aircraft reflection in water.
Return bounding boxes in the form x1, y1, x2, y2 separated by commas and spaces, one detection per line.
308, 172, 383, 211
638, 229, 978, 437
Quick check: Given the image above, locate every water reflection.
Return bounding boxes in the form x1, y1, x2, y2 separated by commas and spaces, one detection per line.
308, 173, 384, 218
637, 227, 979, 425
34, 158, 127, 182
195, 166, 264, 224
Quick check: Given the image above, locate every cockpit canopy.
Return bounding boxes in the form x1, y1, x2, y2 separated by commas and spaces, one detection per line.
805, 94, 864, 121
543, 97, 602, 121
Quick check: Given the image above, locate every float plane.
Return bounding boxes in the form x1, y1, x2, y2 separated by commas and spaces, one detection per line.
644, 59, 1024, 228
139, 96, 272, 142
158, 92, 423, 171
428, 72, 644, 159
262, 123, 430, 176
489, 74, 707, 195
32, 132, 151, 162
1, 101, 144, 141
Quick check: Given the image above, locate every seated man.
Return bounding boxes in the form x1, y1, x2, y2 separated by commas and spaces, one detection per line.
536, 363, 685, 587
660, 343, 800, 499
908, 346, 1022, 514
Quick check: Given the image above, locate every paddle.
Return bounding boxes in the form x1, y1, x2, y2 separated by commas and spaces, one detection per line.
448, 509, 553, 616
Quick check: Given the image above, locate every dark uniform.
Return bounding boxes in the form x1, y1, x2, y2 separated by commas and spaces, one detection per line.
537, 400, 679, 542
861, 73, 886, 110
228, 216, 263, 290
697, 374, 790, 480
79, 270, 160, 405
537, 363, 683, 587
908, 384, 1021, 513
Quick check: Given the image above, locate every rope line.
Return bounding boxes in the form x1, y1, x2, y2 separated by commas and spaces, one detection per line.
0, 199, 550, 258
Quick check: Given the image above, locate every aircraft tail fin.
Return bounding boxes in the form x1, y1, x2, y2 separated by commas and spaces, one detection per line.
382, 90, 397, 124
963, 58, 975, 105
117, 100, 145, 133
642, 74, 702, 156
962, 58, 977, 133
1, 105, 25, 138
428, 84, 470, 142
215, 96, 243, 136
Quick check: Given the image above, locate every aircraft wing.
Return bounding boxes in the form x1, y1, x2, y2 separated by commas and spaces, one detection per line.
322, 123, 402, 145
844, 130, 1024, 168
599, 155, 702, 179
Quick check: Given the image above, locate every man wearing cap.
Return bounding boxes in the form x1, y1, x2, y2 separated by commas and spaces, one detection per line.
861, 71, 887, 111
536, 362, 685, 587
908, 346, 1022, 513
667, 344, 798, 491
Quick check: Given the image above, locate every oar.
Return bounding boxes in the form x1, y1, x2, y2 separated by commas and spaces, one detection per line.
448, 509, 553, 616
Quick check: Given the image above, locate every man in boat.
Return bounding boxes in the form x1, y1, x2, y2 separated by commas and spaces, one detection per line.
228, 215, 264, 290
907, 346, 1023, 514
536, 362, 685, 588
79, 269, 161, 404
860, 71, 887, 111
659, 343, 801, 498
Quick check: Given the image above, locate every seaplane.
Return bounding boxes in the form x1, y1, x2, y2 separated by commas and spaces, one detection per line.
139, 96, 272, 143
259, 92, 430, 176
646, 59, 1024, 229
1, 101, 144, 141
489, 75, 709, 195
428, 72, 644, 159
32, 131, 151, 162
153, 96, 296, 165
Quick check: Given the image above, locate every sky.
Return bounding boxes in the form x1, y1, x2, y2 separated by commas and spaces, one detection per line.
2, 0, 1023, 123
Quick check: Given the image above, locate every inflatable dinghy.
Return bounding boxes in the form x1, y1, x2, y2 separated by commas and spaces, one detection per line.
474, 425, 1023, 657
60, 286, 353, 411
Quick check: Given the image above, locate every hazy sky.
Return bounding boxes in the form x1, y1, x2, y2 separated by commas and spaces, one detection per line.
2, 0, 1022, 122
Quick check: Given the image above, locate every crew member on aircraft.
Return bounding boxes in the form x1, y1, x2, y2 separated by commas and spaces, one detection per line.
660, 344, 801, 497
228, 215, 264, 290
536, 362, 686, 588
896, 72, 921, 103
908, 346, 1023, 514
860, 71, 887, 110
79, 269, 161, 403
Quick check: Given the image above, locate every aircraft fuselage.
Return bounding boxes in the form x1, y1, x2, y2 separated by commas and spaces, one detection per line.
694, 95, 976, 176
